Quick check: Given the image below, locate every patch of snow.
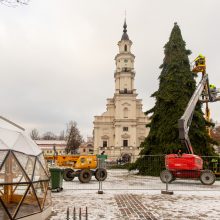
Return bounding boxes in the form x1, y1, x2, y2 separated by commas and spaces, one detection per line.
50, 169, 220, 219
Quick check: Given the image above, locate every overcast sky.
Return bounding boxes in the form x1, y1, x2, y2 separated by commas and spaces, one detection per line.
0, 0, 220, 138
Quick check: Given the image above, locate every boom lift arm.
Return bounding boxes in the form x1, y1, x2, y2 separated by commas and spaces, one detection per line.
178, 74, 211, 154
160, 55, 219, 185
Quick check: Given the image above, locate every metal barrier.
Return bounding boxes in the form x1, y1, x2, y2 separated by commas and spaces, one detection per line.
55, 155, 220, 192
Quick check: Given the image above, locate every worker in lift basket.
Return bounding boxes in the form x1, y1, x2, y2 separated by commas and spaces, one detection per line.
209, 84, 217, 99
195, 54, 205, 66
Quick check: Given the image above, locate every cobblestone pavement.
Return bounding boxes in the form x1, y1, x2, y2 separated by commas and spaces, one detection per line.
115, 194, 157, 220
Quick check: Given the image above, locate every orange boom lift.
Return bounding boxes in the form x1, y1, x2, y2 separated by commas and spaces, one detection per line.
160, 54, 220, 185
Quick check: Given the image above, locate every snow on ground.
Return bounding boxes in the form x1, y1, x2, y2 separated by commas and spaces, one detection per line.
50, 169, 220, 220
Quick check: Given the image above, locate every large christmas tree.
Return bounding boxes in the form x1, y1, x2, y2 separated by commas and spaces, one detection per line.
135, 23, 216, 175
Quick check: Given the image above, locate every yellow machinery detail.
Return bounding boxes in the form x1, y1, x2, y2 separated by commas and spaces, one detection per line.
44, 154, 107, 183
52, 155, 97, 169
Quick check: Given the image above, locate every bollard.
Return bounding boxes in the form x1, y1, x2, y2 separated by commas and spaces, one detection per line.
166, 175, 168, 191
85, 206, 88, 220
73, 207, 76, 220
98, 179, 103, 194
66, 207, 70, 220
161, 173, 174, 195
97, 158, 104, 194
79, 207, 81, 220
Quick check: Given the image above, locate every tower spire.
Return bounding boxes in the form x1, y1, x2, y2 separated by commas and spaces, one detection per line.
121, 17, 129, 40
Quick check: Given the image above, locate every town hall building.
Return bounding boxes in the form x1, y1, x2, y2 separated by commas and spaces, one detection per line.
93, 21, 149, 162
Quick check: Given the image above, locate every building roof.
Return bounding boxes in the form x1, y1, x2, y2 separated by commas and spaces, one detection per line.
0, 127, 42, 156
35, 140, 67, 145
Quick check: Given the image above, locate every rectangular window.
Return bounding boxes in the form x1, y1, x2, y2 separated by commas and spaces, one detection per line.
123, 127, 128, 131
103, 141, 108, 147
123, 140, 128, 147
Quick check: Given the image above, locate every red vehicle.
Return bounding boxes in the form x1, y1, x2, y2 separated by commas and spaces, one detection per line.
160, 55, 219, 185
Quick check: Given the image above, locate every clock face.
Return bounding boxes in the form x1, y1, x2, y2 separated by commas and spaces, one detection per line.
124, 59, 128, 63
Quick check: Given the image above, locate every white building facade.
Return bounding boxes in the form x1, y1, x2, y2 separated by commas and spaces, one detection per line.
93, 21, 150, 162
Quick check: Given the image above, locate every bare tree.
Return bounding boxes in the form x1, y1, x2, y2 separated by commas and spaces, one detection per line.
30, 128, 40, 140
42, 131, 57, 140
59, 130, 65, 140
66, 121, 83, 154
0, 0, 30, 7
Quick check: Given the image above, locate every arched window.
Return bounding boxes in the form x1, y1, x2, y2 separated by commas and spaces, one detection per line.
123, 107, 128, 118
124, 44, 127, 51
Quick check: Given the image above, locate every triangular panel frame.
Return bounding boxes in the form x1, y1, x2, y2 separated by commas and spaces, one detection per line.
0, 183, 30, 219
0, 150, 10, 171
32, 158, 49, 182
33, 181, 49, 210
37, 153, 50, 176
0, 151, 30, 185
13, 151, 35, 181
0, 197, 12, 220
42, 186, 52, 210
14, 184, 41, 219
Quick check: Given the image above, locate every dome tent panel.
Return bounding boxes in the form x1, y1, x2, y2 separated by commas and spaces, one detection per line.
0, 150, 9, 168
37, 153, 49, 175
0, 127, 41, 156
0, 183, 30, 219
0, 152, 30, 184
0, 140, 9, 150
13, 152, 35, 180
14, 185, 41, 219
33, 181, 49, 209
43, 189, 52, 210
32, 159, 49, 182
0, 199, 11, 220
0, 128, 20, 150
12, 132, 41, 156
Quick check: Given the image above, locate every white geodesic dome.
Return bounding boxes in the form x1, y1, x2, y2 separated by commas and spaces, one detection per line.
0, 127, 42, 156
0, 127, 51, 220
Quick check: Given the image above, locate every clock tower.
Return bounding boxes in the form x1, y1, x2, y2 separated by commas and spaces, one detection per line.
115, 20, 135, 95
93, 21, 149, 162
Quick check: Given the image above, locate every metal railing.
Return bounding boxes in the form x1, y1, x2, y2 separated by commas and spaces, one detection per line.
50, 155, 220, 192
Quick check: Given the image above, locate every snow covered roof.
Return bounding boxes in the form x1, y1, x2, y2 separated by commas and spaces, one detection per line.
0, 127, 42, 156
35, 140, 67, 145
